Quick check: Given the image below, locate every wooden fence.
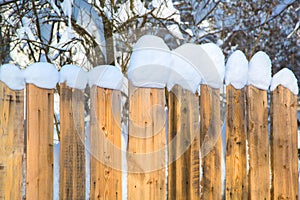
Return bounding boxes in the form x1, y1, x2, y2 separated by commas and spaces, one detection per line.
0, 80, 298, 200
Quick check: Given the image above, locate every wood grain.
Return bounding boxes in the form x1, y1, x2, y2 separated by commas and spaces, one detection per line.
0, 81, 24, 200
26, 84, 54, 200
200, 85, 222, 200
127, 85, 166, 200
271, 85, 298, 199
60, 83, 85, 200
90, 86, 122, 200
226, 85, 248, 200
247, 85, 270, 199
168, 85, 200, 200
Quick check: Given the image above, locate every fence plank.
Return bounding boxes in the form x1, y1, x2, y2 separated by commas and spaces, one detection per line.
247, 85, 270, 199
26, 84, 54, 199
168, 85, 200, 200
271, 85, 298, 199
127, 86, 166, 200
200, 85, 222, 199
225, 85, 248, 199
0, 82, 24, 200
59, 83, 85, 199
90, 87, 122, 200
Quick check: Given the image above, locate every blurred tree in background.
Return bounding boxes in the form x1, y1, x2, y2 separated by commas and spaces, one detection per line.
0, 0, 299, 85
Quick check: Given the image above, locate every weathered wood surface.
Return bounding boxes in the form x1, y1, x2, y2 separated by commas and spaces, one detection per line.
60, 83, 85, 200
226, 85, 248, 200
0, 81, 24, 200
271, 85, 298, 199
200, 85, 222, 199
26, 84, 54, 200
127, 85, 166, 200
247, 85, 270, 199
168, 85, 200, 200
90, 87, 122, 200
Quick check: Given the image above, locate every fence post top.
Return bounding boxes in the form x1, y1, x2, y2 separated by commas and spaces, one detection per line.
271, 68, 299, 95
0, 63, 25, 90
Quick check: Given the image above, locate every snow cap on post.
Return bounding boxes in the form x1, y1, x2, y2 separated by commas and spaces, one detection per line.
225, 50, 248, 89
168, 43, 203, 93
200, 43, 225, 88
270, 68, 298, 95
24, 62, 59, 89
248, 51, 272, 90
59, 64, 88, 90
88, 65, 124, 91
127, 35, 171, 88
0, 64, 25, 90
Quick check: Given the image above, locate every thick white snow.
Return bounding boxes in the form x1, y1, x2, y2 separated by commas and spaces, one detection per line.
133, 35, 168, 49
225, 50, 248, 89
270, 68, 298, 95
248, 51, 272, 90
168, 43, 203, 92
88, 65, 124, 90
0, 64, 25, 90
24, 62, 59, 89
127, 35, 171, 88
128, 36, 226, 91
60, 65, 88, 90
169, 43, 225, 91
199, 43, 225, 88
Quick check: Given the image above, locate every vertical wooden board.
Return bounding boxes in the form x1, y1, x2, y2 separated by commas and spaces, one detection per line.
247, 85, 270, 199
0, 82, 24, 200
168, 85, 200, 200
271, 85, 298, 199
225, 85, 248, 200
127, 85, 166, 200
26, 84, 54, 200
60, 83, 85, 200
90, 87, 122, 200
200, 85, 222, 199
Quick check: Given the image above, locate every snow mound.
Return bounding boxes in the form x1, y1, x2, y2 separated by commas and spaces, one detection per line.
0, 64, 25, 90
128, 35, 226, 91
168, 43, 203, 92
24, 62, 59, 89
200, 43, 225, 88
127, 35, 171, 88
60, 65, 88, 90
248, 51, 272, 90
225, 50, 248, 89
270, 68, 298, 95
88, 65, 124, 90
